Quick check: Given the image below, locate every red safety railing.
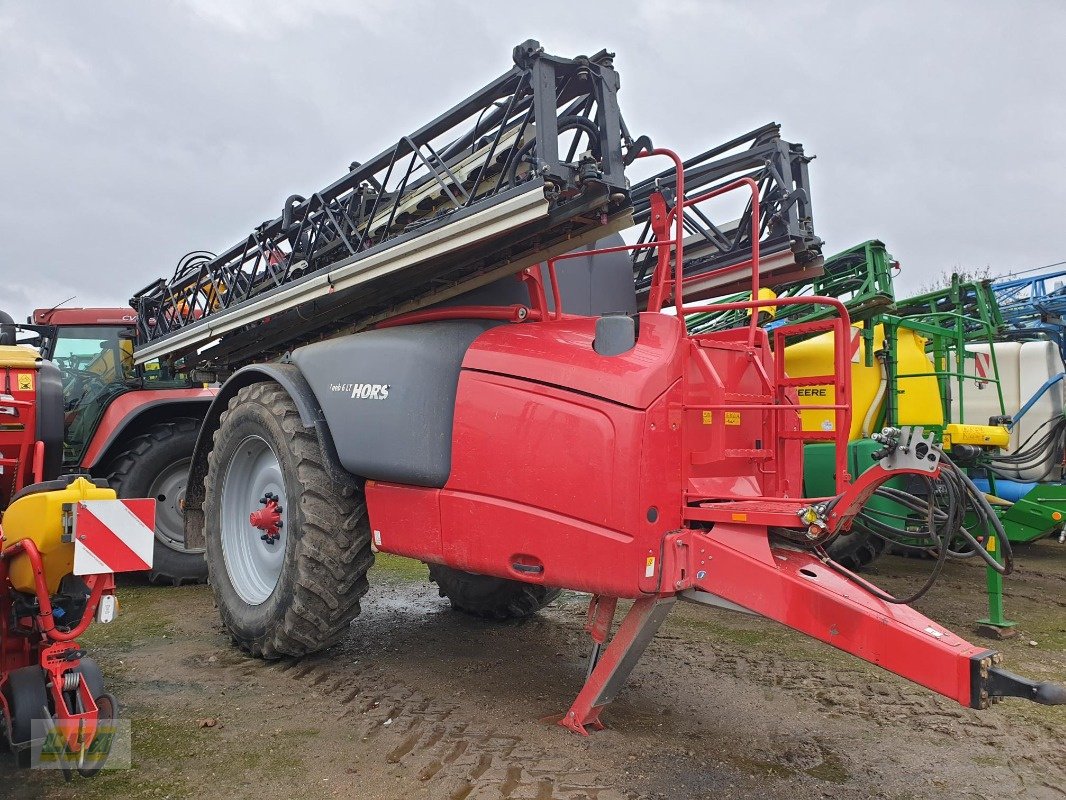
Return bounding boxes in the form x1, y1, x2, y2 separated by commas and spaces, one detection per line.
680, 296, 853, 498
545, 149, 855, 505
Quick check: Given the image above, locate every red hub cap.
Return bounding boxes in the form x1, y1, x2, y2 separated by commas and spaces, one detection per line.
249, 493, 283, 544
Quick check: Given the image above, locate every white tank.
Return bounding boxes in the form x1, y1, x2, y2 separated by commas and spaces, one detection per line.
953, 340, 1065, 481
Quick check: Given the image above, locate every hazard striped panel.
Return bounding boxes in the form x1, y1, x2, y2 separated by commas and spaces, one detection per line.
72, 499, 156, 576
849, 328, 863, 363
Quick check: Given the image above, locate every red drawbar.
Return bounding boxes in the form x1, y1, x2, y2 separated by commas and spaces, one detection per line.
687, 524, 982, 706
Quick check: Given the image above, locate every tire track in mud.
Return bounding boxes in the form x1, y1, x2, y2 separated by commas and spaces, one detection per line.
688, 644, 1066, 798
212, 652, 632, 800
187, 587, 1064, 800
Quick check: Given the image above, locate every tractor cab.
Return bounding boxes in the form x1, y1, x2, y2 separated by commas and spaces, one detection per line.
30, 308, 193, 467
47, 323, 133, 464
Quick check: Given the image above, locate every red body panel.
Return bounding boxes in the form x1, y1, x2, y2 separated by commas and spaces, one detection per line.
81, 387, 216, 467
366, 314, 687, 597
32, 308, 138, 326
364, 312, 832, 594
0, 373, 42, 503
364, 482, 444, 562
463, 312, 684, 409
445, 316, 682, 597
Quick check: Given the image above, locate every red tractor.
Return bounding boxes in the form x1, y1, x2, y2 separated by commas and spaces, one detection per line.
24, 307, 213, 584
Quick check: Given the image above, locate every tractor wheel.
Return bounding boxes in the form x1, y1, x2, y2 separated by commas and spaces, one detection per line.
204, 381, 373, 659
2, 665, 47, 767
825, 528, 886, 572
107, 418, 207, 586
428, 564, 561, 620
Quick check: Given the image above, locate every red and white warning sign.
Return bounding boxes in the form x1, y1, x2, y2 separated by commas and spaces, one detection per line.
849, 328, 863, 363
72, 499, 156, 576
973, 351, 991, 387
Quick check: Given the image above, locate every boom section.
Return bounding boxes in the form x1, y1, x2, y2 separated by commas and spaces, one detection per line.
630, 123, 823, 305
131, 40, 634, 371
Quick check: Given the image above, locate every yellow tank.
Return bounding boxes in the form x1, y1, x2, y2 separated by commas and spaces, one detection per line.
783, 323, 944, 440
0, 345, 41, 369
1, 477, 117, 594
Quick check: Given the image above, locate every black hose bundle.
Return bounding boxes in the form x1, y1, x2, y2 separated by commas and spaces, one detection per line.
813, 450, 1013, 604
986, 416, 1066, 481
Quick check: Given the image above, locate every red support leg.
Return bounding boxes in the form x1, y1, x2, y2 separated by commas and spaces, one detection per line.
560, 596, 675, 735
583, 595, 618, 678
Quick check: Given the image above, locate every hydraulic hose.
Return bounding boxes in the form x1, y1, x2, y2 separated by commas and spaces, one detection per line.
811, 447, 1013, 605
860, 355, 888, 439
987, 416, 1066, 480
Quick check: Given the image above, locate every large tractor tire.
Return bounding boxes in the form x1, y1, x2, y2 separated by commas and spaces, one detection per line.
825, 528, 887, 572
204, 382, 373, 659
429, 564, 561, 620
107, 418, 207, 586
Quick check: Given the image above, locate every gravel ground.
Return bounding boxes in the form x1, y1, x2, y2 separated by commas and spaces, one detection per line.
5, 541, 1065, 800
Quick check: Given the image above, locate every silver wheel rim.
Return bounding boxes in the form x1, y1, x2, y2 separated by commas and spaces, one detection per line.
221, 435, 288, 606
148, 458, 200, 554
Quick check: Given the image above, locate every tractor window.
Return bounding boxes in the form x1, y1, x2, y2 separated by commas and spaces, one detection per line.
51, 326, 132, 464
50, 325, 194, 466
51, 326, 131, 383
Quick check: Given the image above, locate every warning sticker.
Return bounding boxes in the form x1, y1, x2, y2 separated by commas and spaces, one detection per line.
17, 373, 33, 392
701, 410, 712, 425
724, 411, 741, 426
645, 556, 656, 578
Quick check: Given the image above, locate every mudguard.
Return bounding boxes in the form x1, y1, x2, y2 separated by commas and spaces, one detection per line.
182, 361, 353, 550
290, 320, 499, 487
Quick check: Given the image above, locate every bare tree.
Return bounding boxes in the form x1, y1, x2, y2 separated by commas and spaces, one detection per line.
915, 265, 994, 295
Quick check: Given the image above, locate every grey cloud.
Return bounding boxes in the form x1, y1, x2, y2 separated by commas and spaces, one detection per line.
1, 0, 1064, 322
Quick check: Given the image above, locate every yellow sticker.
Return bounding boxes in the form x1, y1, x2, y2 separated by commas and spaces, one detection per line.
986, 536, 996, 553
17, 373, 33, 391
701, 410, 713, 425
644, 556, 656, 578
724, 411, 741, 426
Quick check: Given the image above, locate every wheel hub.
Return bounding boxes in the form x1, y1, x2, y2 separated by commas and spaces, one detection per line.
220, 435, 288, 605
149, 457, 199, 553
249, 493, 283, 544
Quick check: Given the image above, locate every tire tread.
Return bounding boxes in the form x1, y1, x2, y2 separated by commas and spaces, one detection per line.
107, 417, 205, 586
205, 383, 372, 659
428, 564, 560, 621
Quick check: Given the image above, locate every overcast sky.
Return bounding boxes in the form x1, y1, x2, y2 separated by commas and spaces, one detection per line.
2, 1, 1064, 322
